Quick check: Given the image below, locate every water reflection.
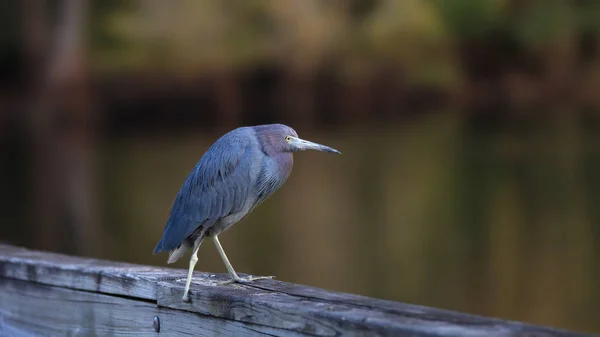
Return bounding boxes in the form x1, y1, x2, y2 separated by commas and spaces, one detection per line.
100, 114, 598, 333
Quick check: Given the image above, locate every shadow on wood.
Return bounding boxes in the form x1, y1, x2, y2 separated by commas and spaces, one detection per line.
0, 244, 593, 336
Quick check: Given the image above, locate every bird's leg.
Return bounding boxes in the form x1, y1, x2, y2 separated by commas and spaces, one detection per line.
182, 243, 201, 303
211, 235, 274, 285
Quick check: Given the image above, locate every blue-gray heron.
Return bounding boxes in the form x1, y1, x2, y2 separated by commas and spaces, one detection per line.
153, 124, 341, 302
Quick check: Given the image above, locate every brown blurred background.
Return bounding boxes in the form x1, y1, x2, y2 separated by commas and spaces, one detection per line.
1, 0, 599, 334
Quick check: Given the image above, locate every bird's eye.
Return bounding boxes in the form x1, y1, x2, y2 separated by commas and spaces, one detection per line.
285, 136, 291, 142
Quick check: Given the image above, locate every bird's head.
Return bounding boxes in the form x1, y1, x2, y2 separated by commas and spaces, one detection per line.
255, 124, 341, 155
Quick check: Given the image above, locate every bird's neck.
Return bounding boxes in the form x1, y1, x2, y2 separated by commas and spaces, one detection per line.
255, 129, 279, 157
274, 152, 293, 179
254, 152, 293, 207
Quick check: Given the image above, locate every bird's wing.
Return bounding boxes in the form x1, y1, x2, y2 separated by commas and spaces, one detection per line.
154, 132, 253, 253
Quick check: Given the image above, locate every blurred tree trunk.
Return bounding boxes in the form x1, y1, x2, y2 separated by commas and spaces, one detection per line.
337, 76, 374, 125
280, 69, 315, 129
23, 0, 98, 256
214, 70, 242, 129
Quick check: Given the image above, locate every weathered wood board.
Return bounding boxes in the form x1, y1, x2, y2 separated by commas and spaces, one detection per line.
0, 278, 304, 337
0, 244, 595, 337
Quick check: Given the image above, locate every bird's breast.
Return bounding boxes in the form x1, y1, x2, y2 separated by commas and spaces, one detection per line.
254, 153, 293, 205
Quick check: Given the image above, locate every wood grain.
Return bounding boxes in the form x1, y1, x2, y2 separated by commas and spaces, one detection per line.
0, 278, 304, 337
0, 244, 594, 337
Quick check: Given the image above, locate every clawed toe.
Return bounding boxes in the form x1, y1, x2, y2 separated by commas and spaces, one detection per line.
217, 275, 275, 285
215, 279, 236, 285
239, 275, 275, 283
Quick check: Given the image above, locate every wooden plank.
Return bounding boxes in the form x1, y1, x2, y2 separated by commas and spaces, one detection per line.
157, 275, 590, 337
0, 278, 306, 337
0, 244, 595, 337
0, 243, 184, 300
222, 279, 591, 337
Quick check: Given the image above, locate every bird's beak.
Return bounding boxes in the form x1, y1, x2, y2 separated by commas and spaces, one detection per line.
289, 136, 341, 154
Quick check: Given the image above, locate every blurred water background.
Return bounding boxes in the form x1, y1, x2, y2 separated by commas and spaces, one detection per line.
0, 0, 599, 333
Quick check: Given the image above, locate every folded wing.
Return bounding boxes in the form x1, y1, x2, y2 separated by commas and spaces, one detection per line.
153, 131, 253, 253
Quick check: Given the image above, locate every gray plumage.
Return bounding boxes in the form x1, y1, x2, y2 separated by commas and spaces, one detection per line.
153, 124, 340, 301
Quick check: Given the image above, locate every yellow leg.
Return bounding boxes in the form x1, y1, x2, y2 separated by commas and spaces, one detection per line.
182, 244, 200, 303
211, 235, 275, 284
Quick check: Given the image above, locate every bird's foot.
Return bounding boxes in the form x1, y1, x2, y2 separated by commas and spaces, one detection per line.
218, 275, 275, 285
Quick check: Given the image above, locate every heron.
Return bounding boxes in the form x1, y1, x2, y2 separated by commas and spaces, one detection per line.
153, 124, 341, 302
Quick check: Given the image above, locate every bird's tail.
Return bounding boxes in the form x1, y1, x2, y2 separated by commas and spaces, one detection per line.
167, 235, 206, 264
167, 241, 191, 263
